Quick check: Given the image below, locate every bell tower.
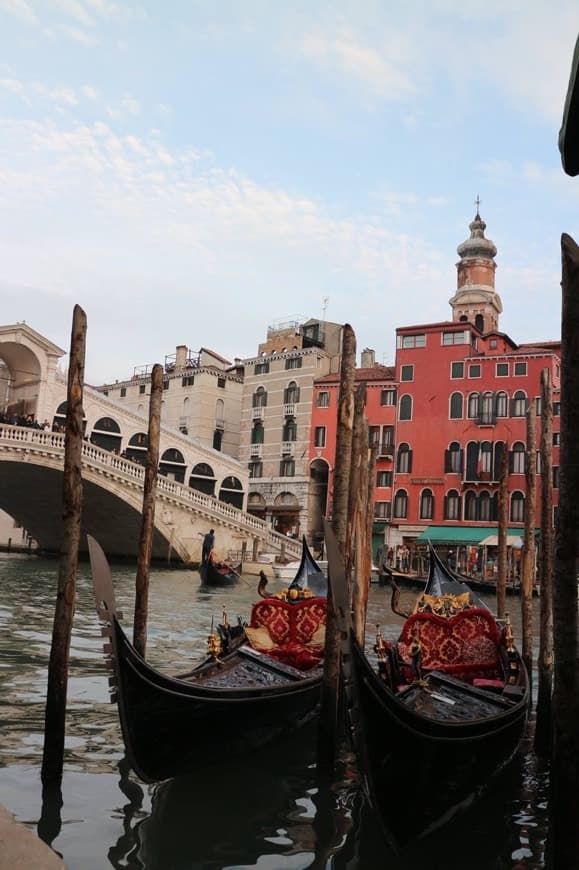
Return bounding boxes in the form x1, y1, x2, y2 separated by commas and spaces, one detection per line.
449, 204, 502, 333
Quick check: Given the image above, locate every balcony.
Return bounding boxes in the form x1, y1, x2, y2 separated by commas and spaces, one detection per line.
250, 444, 262, 459
281, 441, 295, 456
476, 411, 496, 426
283, 403, 296, 418
377, 443, 394, 458
252, 406, 265, 421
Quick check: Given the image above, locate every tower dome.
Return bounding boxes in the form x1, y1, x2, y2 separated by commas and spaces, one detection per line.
449, 206, 502, 333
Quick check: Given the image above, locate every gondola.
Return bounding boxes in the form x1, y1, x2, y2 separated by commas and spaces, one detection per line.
198, 555, 242, 586
88, 535, 330, 783
283, 536, 327, 597
344, 543, 529, 849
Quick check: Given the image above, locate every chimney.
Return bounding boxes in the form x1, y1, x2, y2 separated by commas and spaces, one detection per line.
361, 348, 375, 368
175, 345, 187, 370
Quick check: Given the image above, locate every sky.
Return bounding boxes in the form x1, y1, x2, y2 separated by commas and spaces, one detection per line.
2, 1, 579, 384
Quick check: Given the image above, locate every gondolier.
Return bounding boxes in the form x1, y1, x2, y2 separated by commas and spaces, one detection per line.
202, 529, 215, 564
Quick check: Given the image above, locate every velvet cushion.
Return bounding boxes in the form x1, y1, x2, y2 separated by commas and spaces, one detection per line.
244, 626, 275, 651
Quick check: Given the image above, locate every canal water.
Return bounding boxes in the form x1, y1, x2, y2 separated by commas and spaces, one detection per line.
0, 553, 548, 869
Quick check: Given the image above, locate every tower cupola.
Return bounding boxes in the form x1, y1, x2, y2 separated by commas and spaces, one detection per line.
449, 206, 502, 333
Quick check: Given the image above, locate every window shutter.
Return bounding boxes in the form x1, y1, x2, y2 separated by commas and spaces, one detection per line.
444, 449, 451, 473
508, 450, 514, 473
407, 450, 413, 473
283, 388, 288, 404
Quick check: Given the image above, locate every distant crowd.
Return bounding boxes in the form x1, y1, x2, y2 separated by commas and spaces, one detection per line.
0, 412, 64, 432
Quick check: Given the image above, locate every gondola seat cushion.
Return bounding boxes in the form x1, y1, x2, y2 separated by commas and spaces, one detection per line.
248, 598, 327, 670
398, 608, 501, 682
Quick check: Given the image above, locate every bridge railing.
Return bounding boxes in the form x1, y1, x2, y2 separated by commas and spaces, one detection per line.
0, 424, 302, 558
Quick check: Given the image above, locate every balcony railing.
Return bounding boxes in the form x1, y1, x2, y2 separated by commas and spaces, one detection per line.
252, 406, 264, 421
250, 444, 262, 458
281, 441, 295, 456
377, 443, 394, 457
283, 403, 296, 417
476, 411, 496, 426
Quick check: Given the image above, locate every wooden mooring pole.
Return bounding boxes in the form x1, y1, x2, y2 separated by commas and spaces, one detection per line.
535, 367, 553, 755
133, 363, 163, 659
41, 305, 87, 787
521, 400, 536, 693
549, 234, 579, 867
496, 442, 509, 619
318, 324, 356, 770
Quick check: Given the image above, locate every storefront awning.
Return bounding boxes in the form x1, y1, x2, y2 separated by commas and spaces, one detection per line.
479, 534, 524, 548
414, 526, 529, 546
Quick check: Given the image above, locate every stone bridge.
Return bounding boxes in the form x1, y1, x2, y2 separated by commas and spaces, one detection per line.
0, 424, 302, 563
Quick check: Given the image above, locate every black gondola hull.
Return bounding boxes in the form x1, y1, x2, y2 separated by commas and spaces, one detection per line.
198, 560, 241, 586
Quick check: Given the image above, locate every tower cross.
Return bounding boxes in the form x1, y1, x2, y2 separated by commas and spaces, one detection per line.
474, 194, 481, 215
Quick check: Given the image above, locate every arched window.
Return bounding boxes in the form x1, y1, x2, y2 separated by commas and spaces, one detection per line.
189, 462, 216, 496
284, 381, 300, 404
399, 394, 412, 421
510, 442, 526, 474
511, 492, 525, 523
219, 476, 244, 509
90, 416, 122, 452
251, 422, 264, 444
252, 386, 268, 408
494, 441, 505, 478
215, 399, 224, 424
126, 432, 148, 463
490, 492, 499, 522
467, 393, 479, 419
449, 392, 463, 419
445, 441, 463, 474
465, 442, 480, 480
479, 491, 491, 521
393, 489, 408, 519
159, 448, 186, 483
481, 392, 494, 425
182, 396, 190, 416
495, 391, 508, 417
481, 441, 493, 474
444, 490, 461, 521
465, 490, 478, 521
283, 419, 297, 441
396, 443, 412, 473
419, 489, 434, 520
475, 314, 484, 332
511, 390, 527, 417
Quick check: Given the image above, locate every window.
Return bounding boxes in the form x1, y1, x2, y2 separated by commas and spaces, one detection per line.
553, 466, 559, 489
314, 426, 326, 448
553, 402, 560, 416
317, 391, 330, 408
495, 391, 508, 417
468, 364, 481, 378
401, 334, 426, 348
381, 425, 395, 448
480, 392, 495, 425
251, 422, 264, 444
393, 490, 408, 519
248, 461, 263, 479
442, 331, 466, 345
553, 432, 561, 446
376, 470, 393, 487
481, 441, 492, 473
400, 365, 414, 382
444, 490, 461, 521
284, 382, 300, 404
496, 363, 509, 377
399, 394, 412, 421
396, 443, 412, 473
445, 442, 463, 474
254, 361, 269, 375
139, 384, 146, 394
494, 441, 506, 478
489, 339, 497, 349
213, 429, 222, 451
451, 362, 464, 379
465, 490, 478, 521
181, 376, 194, 387
285, 356, 302, 370
217, 377, 226, 389
511, 391, 527, 417
419, 489, 434, 520
510, 442, 526, 474
511, 492, 525, 523
280, 458, 295, 477
449, 392, 463, 419
253, 387, 268, 408
162, 379, 169, 391
369, 425, 380, 446
467, 393, 480, 419
374, 501, 391, 519
120, 387, 126, 397
479, 491, 491, 522
535, 397, 542, 416
514, 362, 527, 376
381, 389, 396, 406
283, 419, 297, 441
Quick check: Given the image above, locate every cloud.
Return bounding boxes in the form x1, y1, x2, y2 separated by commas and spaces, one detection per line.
0, 0, 38, 24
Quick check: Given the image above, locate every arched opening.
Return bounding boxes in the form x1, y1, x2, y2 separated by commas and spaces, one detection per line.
52, 401, 87, 435
0, 343, 42, 420
419, 488, 434, 520
189, 462, 216, 496
272, 490, 300, 537
475, 314, 484, 332
219, 475, 244, 509
309, 457, 330, 540
159, 447, 186, 483
90, 416, 121, 452
126, 432, 148, 464
247, 491, 266, 519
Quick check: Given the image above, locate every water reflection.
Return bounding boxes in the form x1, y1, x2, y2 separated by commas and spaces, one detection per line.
0, 554, 550, 868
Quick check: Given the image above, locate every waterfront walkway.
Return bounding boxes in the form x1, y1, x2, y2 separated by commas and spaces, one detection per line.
0, 805, 65, 869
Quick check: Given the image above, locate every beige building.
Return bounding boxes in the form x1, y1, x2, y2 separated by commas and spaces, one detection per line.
240, 317, 343, 539
96, 345, 244, 460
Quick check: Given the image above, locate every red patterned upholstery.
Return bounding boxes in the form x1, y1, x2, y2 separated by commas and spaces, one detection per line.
398, 607, 501, 682
249, 598, 327, 670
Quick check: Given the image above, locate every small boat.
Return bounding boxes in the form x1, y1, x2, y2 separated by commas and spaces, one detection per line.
343, 544, 529, 848
272, 537, 327, 595
88, 535, 330, 783
198, 555, 241, 586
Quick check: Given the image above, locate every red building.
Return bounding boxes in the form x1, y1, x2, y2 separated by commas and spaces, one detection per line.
310, 211, 560, 567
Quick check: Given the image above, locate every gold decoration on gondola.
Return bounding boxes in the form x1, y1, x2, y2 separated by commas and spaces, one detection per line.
207, 617, 222, 661
374, 625, 387, 662
415, 592, 471, 617
222, 606, 228, 628
273, 587, 315, 602
504, 612, 515, 653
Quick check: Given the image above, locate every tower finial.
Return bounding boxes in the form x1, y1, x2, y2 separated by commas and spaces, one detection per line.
474, 194, 481, 217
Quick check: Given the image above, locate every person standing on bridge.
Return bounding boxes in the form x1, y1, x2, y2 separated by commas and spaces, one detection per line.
202, 529, 215, 564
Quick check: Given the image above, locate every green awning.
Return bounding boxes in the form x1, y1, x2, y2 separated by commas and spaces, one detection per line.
414, 526, 530, 546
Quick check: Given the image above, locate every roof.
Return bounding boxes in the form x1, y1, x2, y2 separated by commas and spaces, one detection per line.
414, 526, 531, 546
315, 364, 395, 385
